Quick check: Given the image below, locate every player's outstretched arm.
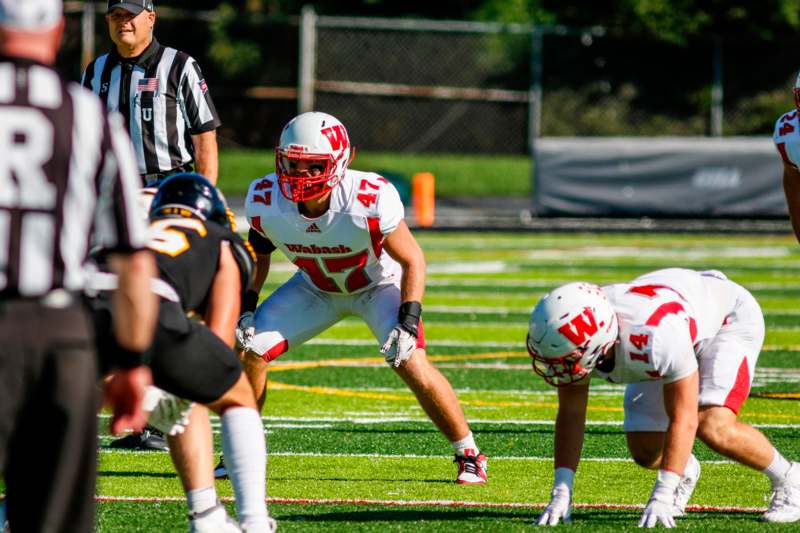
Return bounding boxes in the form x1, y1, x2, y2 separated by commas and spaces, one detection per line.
205, 243, 242, 347
381, 221, 425, 366
108, 249, 158, 352
538, 381, 589, 526
782, 162, 800, 244
104, 250, 158, 435
383, 219, 425, 302
236, 251, 271, 351
638, 371, 699, 529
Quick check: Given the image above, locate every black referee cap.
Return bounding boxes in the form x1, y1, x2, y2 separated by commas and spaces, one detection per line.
107, 0, 154, 14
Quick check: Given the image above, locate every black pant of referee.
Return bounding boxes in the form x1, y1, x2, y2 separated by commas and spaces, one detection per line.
0, 294, 98, 532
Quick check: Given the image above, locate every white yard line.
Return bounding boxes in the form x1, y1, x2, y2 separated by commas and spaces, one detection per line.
97, 414, 800, 430
94, 448, 735, 464
89, 494, 767, 513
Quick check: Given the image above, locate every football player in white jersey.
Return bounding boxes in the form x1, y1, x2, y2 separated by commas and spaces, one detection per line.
231, 111, 487, 484
527, 268, 800, 527
775, 71, 800, 242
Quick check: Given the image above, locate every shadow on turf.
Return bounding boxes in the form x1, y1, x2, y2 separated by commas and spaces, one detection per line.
97, 471, 176, 479
332, 427, 627, 438
277, 509, 524, 524
269, 475, 452, 484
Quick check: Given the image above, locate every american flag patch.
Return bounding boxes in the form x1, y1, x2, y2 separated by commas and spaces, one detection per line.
137, 78, 159, 93
198, 79, 208, 94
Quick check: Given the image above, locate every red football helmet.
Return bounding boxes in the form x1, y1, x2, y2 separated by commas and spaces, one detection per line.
275, 112, 352, 202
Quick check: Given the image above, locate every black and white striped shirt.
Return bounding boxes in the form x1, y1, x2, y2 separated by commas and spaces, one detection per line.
0, 56, 146, 298
81, 38, 221, 178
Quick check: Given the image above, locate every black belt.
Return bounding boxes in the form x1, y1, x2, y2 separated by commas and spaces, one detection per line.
141, 162, 194, 186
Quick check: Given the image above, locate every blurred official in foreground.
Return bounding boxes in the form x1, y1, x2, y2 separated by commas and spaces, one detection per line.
82, 0, 221, 184
0, 0, 157, 530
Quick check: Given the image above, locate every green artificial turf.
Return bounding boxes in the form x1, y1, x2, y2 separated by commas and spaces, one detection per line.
6, 230, 800, 531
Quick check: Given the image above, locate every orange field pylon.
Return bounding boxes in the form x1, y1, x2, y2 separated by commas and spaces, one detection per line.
412, 172, 435, 227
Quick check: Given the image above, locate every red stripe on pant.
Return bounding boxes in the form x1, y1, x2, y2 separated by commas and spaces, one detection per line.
723, 357, 751, 414
263, 340, 289, 362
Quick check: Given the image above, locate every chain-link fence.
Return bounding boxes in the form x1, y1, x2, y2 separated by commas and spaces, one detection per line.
309, 16, 533, 153
60, 3, 799, 153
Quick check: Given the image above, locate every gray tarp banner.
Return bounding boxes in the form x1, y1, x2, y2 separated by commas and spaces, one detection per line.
533, 137, 787, 217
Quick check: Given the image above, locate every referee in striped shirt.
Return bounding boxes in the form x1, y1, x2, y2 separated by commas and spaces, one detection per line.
0, 0, 158, 530
82, 0, 222, 185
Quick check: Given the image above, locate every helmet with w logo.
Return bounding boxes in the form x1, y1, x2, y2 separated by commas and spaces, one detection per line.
526, 282, 618, 386
276, 111, 353, 202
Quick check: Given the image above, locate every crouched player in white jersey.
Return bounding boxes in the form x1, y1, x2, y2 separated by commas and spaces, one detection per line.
526, 268, 800, 527
230, 111, 486, 484
774, 70, 800, 243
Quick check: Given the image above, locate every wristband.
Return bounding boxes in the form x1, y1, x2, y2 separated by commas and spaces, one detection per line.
243, 289, 259, 313
113, 345, 147, 369
398, 301, 422, 337
554, 466, 575, 491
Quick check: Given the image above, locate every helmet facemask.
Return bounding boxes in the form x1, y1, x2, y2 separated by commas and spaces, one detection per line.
275, 150, 340, 202
526, 282, 619, 387
527, 331, 614, 387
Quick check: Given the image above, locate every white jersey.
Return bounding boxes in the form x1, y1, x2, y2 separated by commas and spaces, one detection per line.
245, 169, 404, 294
596, 268, 737, 385
774, 109, 800, 168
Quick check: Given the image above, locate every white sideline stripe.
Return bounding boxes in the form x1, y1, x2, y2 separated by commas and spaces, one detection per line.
529, 246, 791, 260
427, 261, 509, 274
425, 305, 529, 313
94, 448, 735, 464
96, 413, 800, 429
90, 495, 768, 513
426, 278, 800, 290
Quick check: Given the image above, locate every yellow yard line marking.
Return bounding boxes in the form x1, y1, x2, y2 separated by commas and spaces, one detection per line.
764, 345, 800, 351
266, 379, 623, 412
750, 392, 800, 400
268, 352, 528, 372
265, 352, 796, 417
267, 381, 410, 400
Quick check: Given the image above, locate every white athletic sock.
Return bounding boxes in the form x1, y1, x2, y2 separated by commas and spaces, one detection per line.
222, 407, 269, 527
763, 448, 793, 485
186, 486, 217, 514
684, 454, 700, 479
451, 431, 479, 456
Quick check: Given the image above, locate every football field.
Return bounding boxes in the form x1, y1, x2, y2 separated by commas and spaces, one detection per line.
18, 231, 800, 530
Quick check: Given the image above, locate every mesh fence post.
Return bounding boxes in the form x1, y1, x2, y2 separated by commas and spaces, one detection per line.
299, 5, 317, 113
80, 1, 95, 72
711, 37, 724, 137
530, 27, 543, 209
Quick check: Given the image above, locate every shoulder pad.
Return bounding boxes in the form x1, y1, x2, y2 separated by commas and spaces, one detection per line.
245, 175, 279, 219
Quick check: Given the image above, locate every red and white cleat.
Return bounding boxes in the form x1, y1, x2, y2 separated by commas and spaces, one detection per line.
454, 450, 488, 485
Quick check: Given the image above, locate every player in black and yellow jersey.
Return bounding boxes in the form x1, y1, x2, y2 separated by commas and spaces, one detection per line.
90, 173, 275, 532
